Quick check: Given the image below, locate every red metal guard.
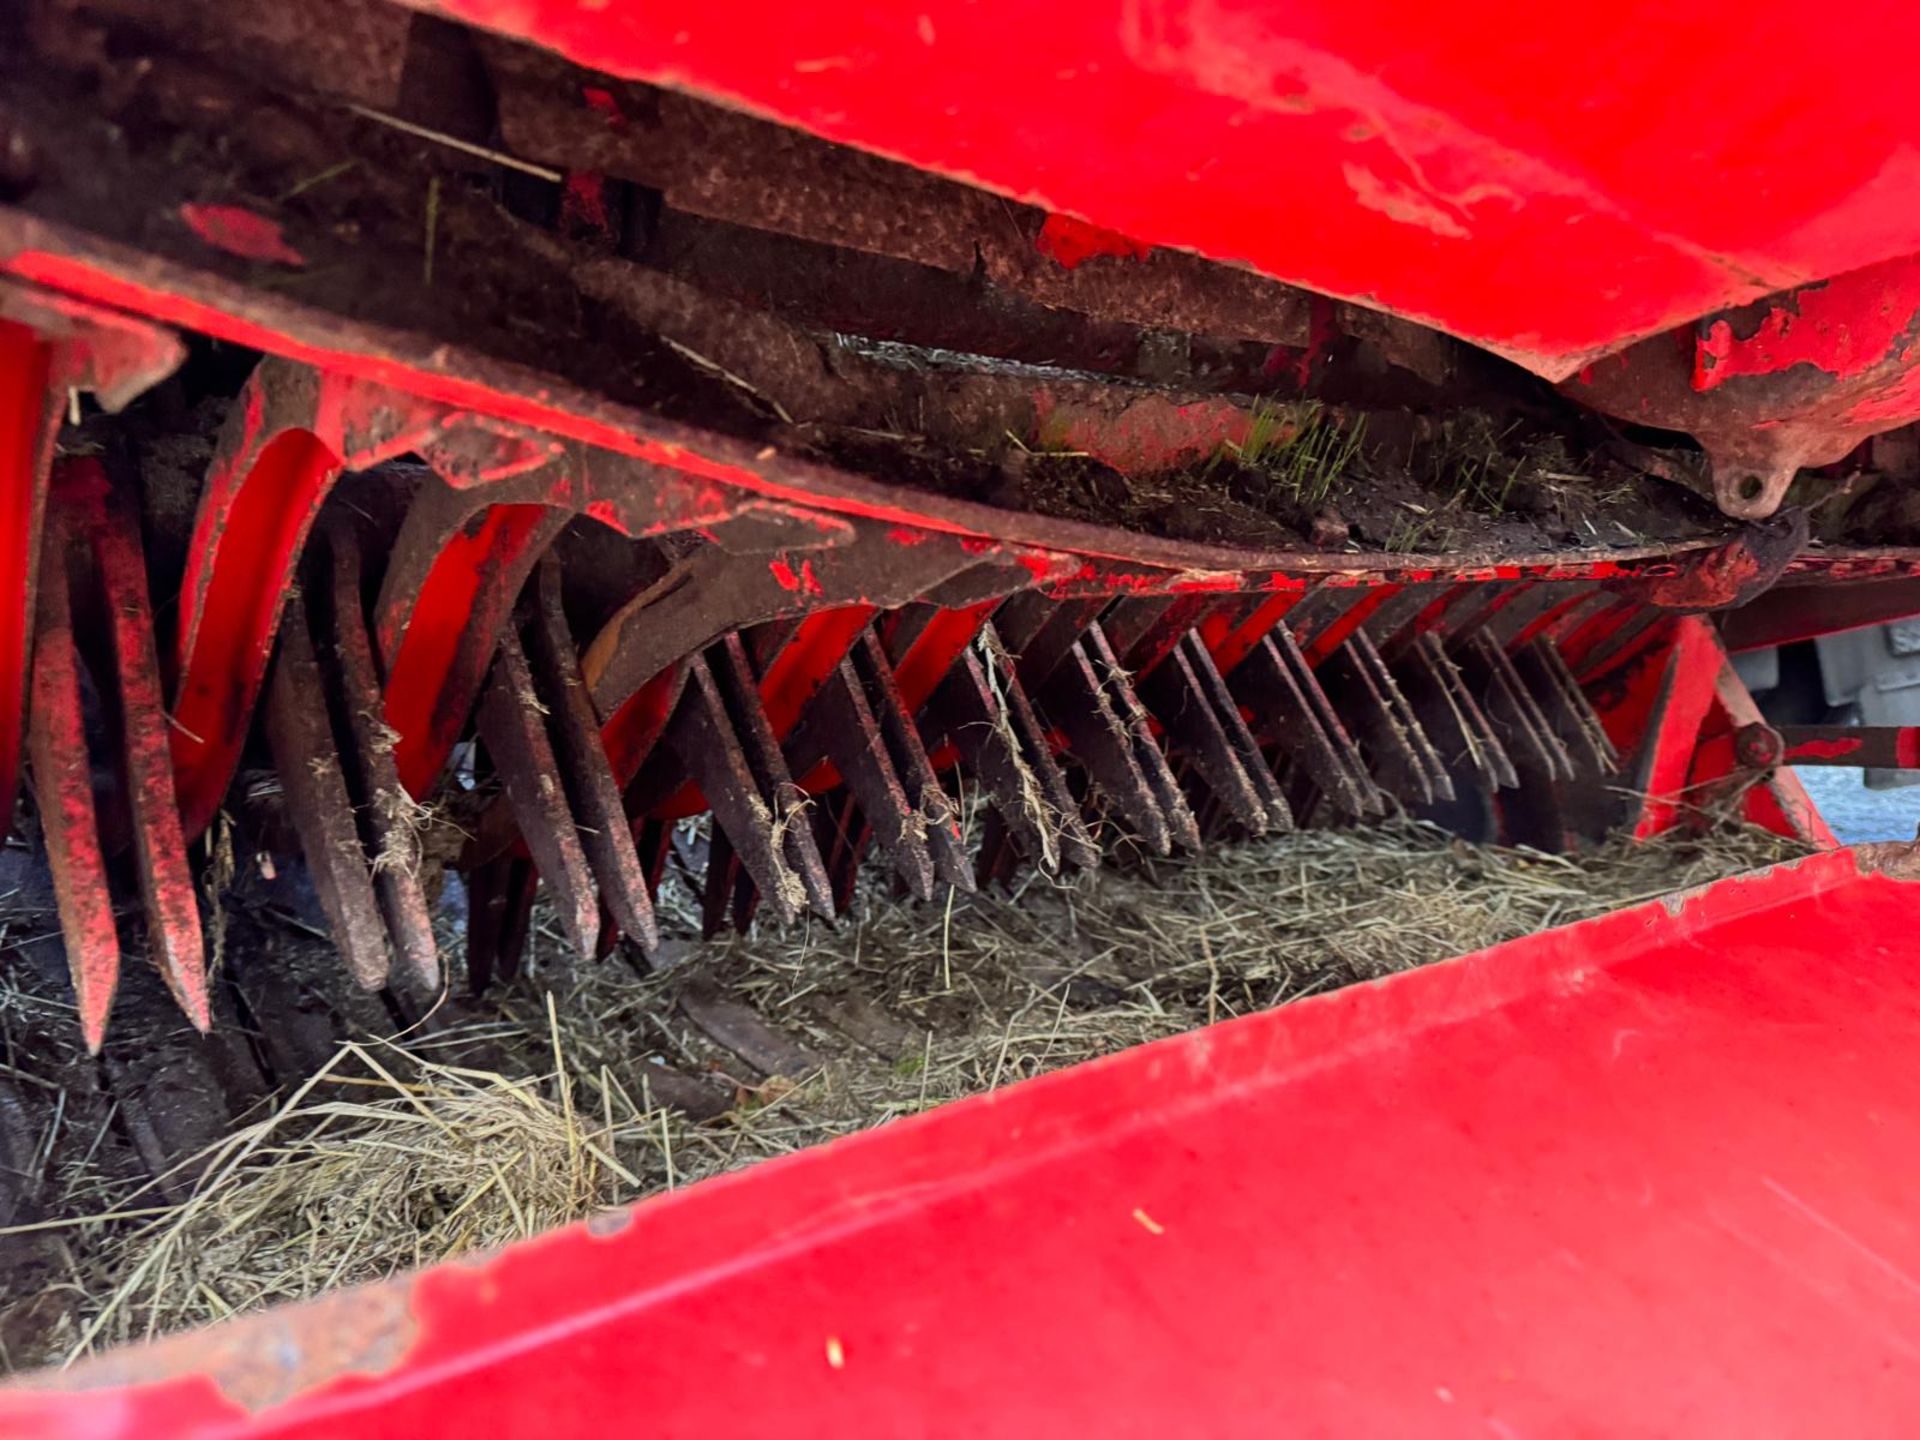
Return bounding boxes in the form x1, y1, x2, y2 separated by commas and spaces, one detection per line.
7, 844, 1919, 1436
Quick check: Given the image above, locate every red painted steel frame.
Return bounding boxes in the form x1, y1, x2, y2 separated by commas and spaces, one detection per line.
0, 322, 52, 835
9, 845, 1920, 1436
423, 0, 1920, 376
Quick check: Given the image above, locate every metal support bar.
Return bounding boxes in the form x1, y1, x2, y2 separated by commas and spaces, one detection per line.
475, 629, 601, 956
263, 592, 393, 991
1780, 724, 1920, 769
525, 557, 659, 956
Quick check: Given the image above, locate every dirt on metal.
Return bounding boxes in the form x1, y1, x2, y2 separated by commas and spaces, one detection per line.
0, 820, 1807, 1376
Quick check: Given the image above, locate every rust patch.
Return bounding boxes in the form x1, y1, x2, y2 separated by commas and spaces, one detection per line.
35, 1281, 418, 1414
179, 204, 307, 267
1854, 840, 1920, 882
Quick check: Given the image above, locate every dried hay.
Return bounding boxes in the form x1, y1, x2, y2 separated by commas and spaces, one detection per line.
3, 820, 1809, 1371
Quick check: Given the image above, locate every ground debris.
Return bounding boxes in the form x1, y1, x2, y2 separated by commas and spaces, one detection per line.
0, 821, 1808, 1372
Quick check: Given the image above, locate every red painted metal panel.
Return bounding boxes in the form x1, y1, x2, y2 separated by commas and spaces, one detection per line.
0, 320, 52, 835
170, 425, 341, 839
12, 845, 1920, 1436
1719, 577, 1920, 652
424, 0, 1920, 376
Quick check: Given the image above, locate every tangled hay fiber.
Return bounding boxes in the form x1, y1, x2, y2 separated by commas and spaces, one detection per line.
3, 820, 1810, 1369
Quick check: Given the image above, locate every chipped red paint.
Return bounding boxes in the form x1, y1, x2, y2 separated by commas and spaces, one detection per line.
558, 172, 613, 235
1576, 252, 1920, 519
581, 86, 625, 124
1695, 253, 1920, 389
1781, 725, 1920, 770
1165, 573, 1241, 594
1034, 214, 1152, 269
1787, 736, 1864, 761
178, 205, 307, 267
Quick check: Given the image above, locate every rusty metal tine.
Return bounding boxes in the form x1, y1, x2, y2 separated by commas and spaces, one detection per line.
1042, 640, 1174, 854
1397, 633, 1518, 790
263, 592, 393, 990
83, 481, 209, 1030
878, 602, 941, 662
1575, 606, 1668, 679
636, 817, 671, 899
466, 854, 505, 995
528, 557, 659, 954
1083, 621, 1203, 851
27, 525, 120, 1053
1483, 585, 1582, 648
1420, 631, 1519, 789
925, 640, 1097, 874
669, 652, 806, 925
1280, 628, 1384, 817
1459, 632, 1576, 784
1116, 596, 1214, 679
987, 591, 1051, 653
1279, 586, 1351, 649
849, 630, 972, 894
325, 527, 439, 989
810, 656, 935, 900
1442, 581, 1533, 649
593, 895, 620, 962
711, 635, 835, 921
1181, 631, 1292, 832
744, 617, 806, 674
1354, 629, 1455, 804
475, 628, 600, 957
701, 823, 739, 938
729, 849, 763, 934
1141, 646, 1266, 834
1549, 638, 1621, 772
495, 857, 538, 983
1233, 631, 1379, 819
1368, 586, 1453, 661
997, 594, 1107, 690
1486, 632, 1577, 783
1097, 597, 1179, 666
989, 631, 1100, 872
1516, 638, 1622, 775
1317, 640, 1435, 806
